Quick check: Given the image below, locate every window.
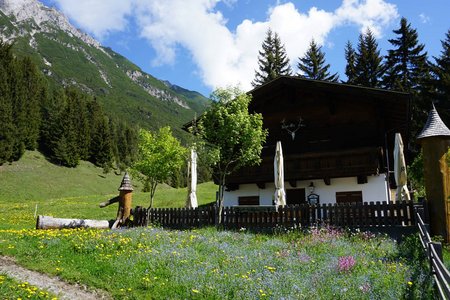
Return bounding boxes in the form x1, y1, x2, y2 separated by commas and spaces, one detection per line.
336, 191, 363, 204
286, 188, 306, 205
238, 196, 260, 206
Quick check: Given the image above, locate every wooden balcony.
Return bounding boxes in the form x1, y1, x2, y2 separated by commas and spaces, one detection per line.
226, 147, 383, 185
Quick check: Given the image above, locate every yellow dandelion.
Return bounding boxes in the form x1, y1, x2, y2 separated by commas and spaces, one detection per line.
192, 289, 200, 293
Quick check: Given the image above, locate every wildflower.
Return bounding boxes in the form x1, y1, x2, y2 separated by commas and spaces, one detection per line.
408, 281, 413, 286
264, 266, 276, 272
359, 282, 371, 293
192, 289, 200, 293
338, 256, 356, 273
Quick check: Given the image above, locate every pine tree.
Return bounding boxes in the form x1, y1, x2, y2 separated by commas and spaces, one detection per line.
108, 118, 120, 170
90, 116, 113, 169
344, 41, 357, 84
430, 30, 450, 125
297, 39, 338, 82
39, 88, 65, 159
0, 41, 15, 164
383, 18, 429, 92
353, 29, 385, 88
382, 18, 430, 148
10, 57, 26, 161
252, 29, 292, 87
65, 88, 90, 160
19, 57, 44, 150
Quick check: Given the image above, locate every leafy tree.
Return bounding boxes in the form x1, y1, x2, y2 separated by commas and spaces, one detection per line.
297, 39, 338, 82
252, 29, 292, 87
344, 41, 357, 84
133, 126, 187, 208
353, 29, 385, 88
196, 87, 268, 223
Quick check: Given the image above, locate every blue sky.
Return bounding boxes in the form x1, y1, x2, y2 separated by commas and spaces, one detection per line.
40, 0, 449, 97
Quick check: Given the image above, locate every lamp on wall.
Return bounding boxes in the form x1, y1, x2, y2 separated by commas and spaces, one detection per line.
308, 182, 315, 194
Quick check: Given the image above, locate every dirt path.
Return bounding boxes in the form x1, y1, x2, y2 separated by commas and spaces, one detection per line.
0, 256, 111, 300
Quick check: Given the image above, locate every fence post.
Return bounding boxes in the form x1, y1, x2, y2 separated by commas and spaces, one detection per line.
430, 242, 443, 261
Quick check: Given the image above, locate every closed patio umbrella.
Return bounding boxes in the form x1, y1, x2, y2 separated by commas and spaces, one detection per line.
274, 141, 286, 207
186, 148, 198, 208
393, 133, 410, 202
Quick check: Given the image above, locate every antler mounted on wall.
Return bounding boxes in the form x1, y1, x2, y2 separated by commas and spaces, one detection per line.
281, 117, 305, 140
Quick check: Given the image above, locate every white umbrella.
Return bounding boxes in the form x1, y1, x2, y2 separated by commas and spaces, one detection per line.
186, 148, 198, 208
393, 133, 410, 202
274, 141, 286, 207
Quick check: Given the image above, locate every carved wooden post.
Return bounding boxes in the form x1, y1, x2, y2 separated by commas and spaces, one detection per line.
417, 106, 450, 242
99, 172, 133, 229
118, 172, 133, 223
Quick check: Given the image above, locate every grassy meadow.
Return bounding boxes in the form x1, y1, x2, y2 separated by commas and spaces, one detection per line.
0, 274, 57, 299
1, 226, 423, 300
0, 151, 434, 299
0, 151, 217, 230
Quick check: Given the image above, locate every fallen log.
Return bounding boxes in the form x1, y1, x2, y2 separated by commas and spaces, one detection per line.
36, 215, 110, 230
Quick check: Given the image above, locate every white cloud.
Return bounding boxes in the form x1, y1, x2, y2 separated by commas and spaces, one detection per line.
419, 13, 430, 24
53, 0, 133, 39
48, 0, 399, 91
334, 0, 398, 37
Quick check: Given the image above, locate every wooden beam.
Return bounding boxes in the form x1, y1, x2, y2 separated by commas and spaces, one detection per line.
225, 183, 239, 191
357, 175, 368, 184
256, 182, 266, 189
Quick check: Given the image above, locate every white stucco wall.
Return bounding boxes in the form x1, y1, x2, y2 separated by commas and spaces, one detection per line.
223, 174, 389, 206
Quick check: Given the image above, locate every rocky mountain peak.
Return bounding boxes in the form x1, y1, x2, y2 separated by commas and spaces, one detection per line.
0, 0, 101, 49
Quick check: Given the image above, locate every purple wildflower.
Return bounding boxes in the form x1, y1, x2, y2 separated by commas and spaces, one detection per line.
338, 256, 356, 273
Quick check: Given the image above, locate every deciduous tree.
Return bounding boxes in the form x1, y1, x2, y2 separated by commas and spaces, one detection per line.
133, 126, 187, 208
196, 87, 267, 223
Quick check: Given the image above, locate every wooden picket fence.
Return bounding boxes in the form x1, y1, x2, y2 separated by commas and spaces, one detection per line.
416, 207, 450, 299
132, 201, 416, 230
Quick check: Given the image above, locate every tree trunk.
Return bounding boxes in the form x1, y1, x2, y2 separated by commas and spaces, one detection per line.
36, 215, 110, 230
217, 177, 225, 225
148, 181, 158, 209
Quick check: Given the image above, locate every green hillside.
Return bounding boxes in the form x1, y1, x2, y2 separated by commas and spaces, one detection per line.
0, 151, 217, 229
0, 8, 210, 139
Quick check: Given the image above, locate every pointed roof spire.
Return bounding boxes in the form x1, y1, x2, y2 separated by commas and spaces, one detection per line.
417, 104, 450, 140
118, 172, 133, 191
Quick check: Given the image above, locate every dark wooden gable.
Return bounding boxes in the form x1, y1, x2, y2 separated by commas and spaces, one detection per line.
226, 76, 410, 186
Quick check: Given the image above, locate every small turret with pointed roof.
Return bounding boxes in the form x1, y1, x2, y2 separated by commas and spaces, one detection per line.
118, 172, 133, 191
417, 104, 450, 140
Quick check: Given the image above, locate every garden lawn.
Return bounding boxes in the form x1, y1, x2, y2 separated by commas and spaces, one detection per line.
0, 226, 415, 299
